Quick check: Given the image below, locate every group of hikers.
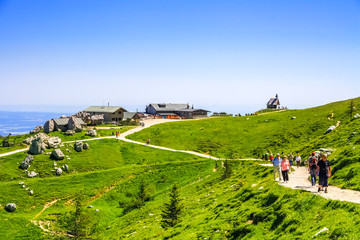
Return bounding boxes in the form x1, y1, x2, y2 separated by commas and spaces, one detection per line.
270, 152, 331, 193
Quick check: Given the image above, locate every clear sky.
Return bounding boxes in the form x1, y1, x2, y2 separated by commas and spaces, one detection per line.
0, 0, 359, 114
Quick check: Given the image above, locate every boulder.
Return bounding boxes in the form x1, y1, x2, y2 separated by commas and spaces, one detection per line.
51, 149, 65, 160
354, 114, 360, 119
74, 141, 83, 152
29, 190, 34, 196
44, 119, 55, 133
19, 155, 34, 170
47, 137, 62, 148
83, 143, 90, 150
90, 114, 104, 125
62, 164, 68, 171
351, 132, 357, 135
85, 129, 97, 137
27, 171, 38, 178
64, 130, 75, 136
56, 168, 62, 176
30, 125, 43, 134
291, 117, 296, 120
325, 126, 336, 134
29, 136, 46, 155
68, 116, 82, 132
60, 115, 68, 118
5, 203, 16, 212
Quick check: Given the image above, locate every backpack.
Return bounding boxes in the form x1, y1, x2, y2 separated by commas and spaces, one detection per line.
309, 157, 317, 170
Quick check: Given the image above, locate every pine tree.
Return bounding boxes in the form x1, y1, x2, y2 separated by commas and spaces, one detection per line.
69, 194, 90, 239
161, 184, 183, 228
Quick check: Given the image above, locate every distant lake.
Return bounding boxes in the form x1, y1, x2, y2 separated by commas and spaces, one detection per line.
0, 111, 72, 136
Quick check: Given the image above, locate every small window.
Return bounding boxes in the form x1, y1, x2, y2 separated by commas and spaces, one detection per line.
118, 111, 122, 114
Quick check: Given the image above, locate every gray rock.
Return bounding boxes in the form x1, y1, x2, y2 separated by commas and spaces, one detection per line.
30, 125, 43, 134
19, 155, 34, 170
83, 143, 90, 150
68, 116, 82, 132
64, 130, 75, 136
29, 136, 47, 155
5, 203, 16, 212
29, 190, 34, 196
354, 113, 360, 119
27, 171, 38, 178
85, 129, 97, 137
95, 209, 99, 211
87, 205, 93, 208
53, 161, 57, 166
74, 141, 83, 152
351, 132, 357, 135
56, 168, 63, 176
51, 149, 65, 160
18, 182, 24, 185
62, 164, 68, 171
291, 116, 296, 120
44, 119, 55, 133
325, 126, 336, 134
47, 137, 62, 148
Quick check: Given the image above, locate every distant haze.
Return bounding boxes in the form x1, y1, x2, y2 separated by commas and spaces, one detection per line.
0, 1, 359, 115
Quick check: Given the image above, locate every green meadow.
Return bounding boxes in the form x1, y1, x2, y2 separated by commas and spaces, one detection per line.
129, 97, 360, 190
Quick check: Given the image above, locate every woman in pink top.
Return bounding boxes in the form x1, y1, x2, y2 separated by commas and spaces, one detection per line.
281, 155, 290, 183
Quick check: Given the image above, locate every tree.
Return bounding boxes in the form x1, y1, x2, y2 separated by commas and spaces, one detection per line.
221, 160, 232, 180
161, 184, 183, 228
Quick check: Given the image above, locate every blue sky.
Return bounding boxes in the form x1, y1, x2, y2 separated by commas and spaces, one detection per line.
0, 0, 359, 114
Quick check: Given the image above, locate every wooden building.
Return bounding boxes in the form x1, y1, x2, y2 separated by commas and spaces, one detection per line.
145, 103, 209, 119
267, 94, 280, 109
53, 117, 86, 131
83, 106, 128, 123
123, 112, 141, 122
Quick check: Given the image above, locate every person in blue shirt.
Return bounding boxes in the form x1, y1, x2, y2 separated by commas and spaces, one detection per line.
272, 153, 282, 181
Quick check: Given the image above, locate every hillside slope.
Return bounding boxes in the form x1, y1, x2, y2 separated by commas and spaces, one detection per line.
129, 97, 360, 190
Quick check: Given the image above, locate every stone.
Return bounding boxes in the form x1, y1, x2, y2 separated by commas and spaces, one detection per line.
83, 143, 90, 150
95, 209, 99, 212
27, 171, 38, 178
30, 125, 43, 134
62, 164, 68, 171
74, 141, 83, 152
85, 129, 97, 137
44, 119, 55, 133
19, 155, 34, 170
51, 149, 65, 160
64, 130, 75, 136
68, 116, 82, 132
29, 190, 34, 196
56, 168, 62, 176
325, 126, 336, 134
354, 114, 360, 119
291, 116, 296, 120
18, 182, 24, 185
87, 205, 93, 208
47, 137, 62, 148
29, 136, 46, 155
5, 203, 16, 212
53, 162, 57, 166
351, 132, 357, 135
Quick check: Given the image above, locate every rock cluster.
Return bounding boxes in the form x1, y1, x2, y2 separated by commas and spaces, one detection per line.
5, 203, 16, 212
74, 141, 84, 152
85, 129, 97, 137
47, 137, 62, 148
29, 136, 47, 155
23, 133, 62, 149
30, 125, 43, 134
56, 168, 62, 176
19, 155, 34, 170
44, 119, 55, 133
51, 149, 65, 160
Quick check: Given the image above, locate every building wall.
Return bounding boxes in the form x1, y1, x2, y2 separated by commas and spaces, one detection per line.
87, 111, 125, 123
55, 124, 68, 132
146, 105, 157, 115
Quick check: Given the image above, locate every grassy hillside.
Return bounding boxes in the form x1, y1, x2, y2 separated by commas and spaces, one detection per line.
129, 97, 360, 190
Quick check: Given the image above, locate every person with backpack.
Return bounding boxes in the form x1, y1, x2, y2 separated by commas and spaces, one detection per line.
295, 153, 302, 168
317, 153, 331, 193
281, 155, 290, 183
288, 153, 294, 166
308, 152, 317, 186
146, 138, 150, 145
271, 153, 282, 181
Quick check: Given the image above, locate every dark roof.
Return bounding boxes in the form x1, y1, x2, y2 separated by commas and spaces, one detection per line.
267, 98, 280, 106
53, 117, 85, 126
175, 109, 210, 112
83, 106, 127, 113
149, 103, 189, 111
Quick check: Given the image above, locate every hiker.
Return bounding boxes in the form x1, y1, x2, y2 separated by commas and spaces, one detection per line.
308, 152, 317, 186
317, 153, 331, 193
281, 155, 290, 183
269, 153, 274, 162
295, 153, 302, 168
288, 153, 294, 166
146, 138, 150, 145
271, 153, 282, 181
